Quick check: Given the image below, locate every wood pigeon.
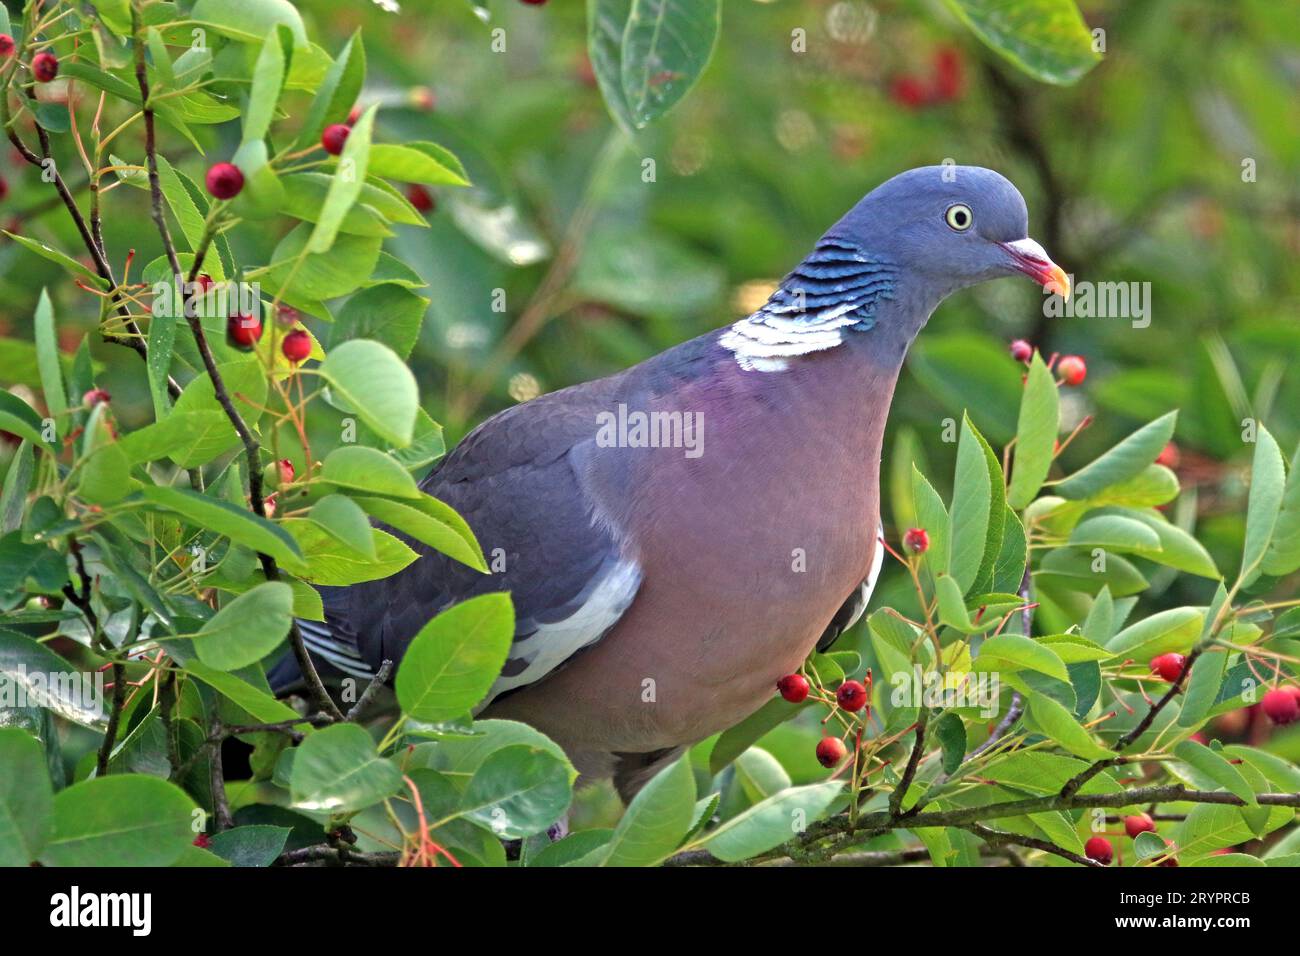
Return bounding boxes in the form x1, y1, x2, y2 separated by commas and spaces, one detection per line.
273, 165, 1069, 800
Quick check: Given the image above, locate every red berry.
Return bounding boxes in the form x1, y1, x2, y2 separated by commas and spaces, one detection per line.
193, 833, 211, 849
1262, 688, 1300, 725
281, 329, 312, 363
407, 184, 435, 214
1124, 813, 1156, 839
815, 736, 847, 768
836, 680, 868, 712
1149, 653, 1186, 684
206, 162, 244, 200
275, 303, 299, 326
196, 273, 214, 292
932, 46, 964, 101
347, 104, 362, 126
32, 52, 58, 83
889, 75, 930, 109
0, 35, 14, 58
1084, 836, 1113, 865
82, 388, 110, 408
903, 528, 929, 555
776, 674, 810, 703
1058, 354, 1087, 386
1158, 855, 1179, 867
227, 313, 262, 349
1009, 339, 1033, 363
0, 175, 7, 202
1155, 442, 1180, 469
277, 459, 295, 485
520, 0, 549, 5
321, 123, 350, 156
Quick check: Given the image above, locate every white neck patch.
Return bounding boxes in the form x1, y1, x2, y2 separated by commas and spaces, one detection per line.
719, 240, 898, 372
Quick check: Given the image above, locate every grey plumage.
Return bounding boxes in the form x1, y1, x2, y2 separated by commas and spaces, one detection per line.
272, 165, 1068, 797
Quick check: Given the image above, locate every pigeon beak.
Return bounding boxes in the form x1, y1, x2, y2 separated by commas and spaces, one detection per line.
1002, 238, 1071, 299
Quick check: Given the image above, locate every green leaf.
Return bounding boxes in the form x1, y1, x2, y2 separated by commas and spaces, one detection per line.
156, 155, 211, 254
0, 630, 105, 730
459, 745, 573, 840
942, 0, 1102, 85
911, 465, 950, 579
190, 0, 308, 47
242, 28, 286, 144
1125, 512, 1219, 578
309, 494, 377, 560
281, 520, 416, 586
195, 581, 293, 671
1172, 740, 1255, 805
976, 633, 1069, 682
0, 728, 54, 866
599, 755, 696, 866
297, 31, 364, 150
290, 723, 403, 813
1105, 606, 1203, 660
1262, 441, 1300, 577
936, 573, 976, 631
364, 143, 470, 187
328, 284, 428, 360
318, 340, 418, 448
1053, 412, 1177, 499
587, 0, 636, 132
1068, 514, 1162, 552
934, 712, 967, 775
353, 495, 486, 572
1008, 351, 1059, 508
709, 696, 808, 776
696, 781, 844, 863
2, 234, 106, 288
0, 389, 55, 454
320, 445, 420, 498
183, 661, 302, 724
0, 442, 33, 534
230, 139, 285, 219
1024, 693, 1112, 760
139, 486, 304, 571
395, 593, 515, 723
619, 0, 721, 130
33, 290, 65, 423
1241, 425, 1285, 585
207, 825, 290, 867
119, 409, 234, 468
1178, 611, 1229, 729
147, 313, 177, 420
41, 776, 198, 867
308, 105, 376, 254
948, 415, 992, 592
0, 533, 68, 594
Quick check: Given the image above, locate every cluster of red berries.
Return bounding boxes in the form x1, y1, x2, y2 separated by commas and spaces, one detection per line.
889, 47, 963, 110
1007, 340, 1087, 386
225, 310, 312, 363
776, 672, 871, 768
0, 39, 61, 81
1085, 813, 1178, 866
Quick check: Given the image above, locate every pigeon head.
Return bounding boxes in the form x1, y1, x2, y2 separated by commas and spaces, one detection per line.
720, 164, 1069, 371
833, 164, 1070, 302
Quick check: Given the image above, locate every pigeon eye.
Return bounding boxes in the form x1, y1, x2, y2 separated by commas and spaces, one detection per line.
945, 204, 973, 231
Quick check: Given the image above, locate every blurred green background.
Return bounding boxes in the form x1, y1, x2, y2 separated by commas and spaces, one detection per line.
2, 0, 1298, 795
